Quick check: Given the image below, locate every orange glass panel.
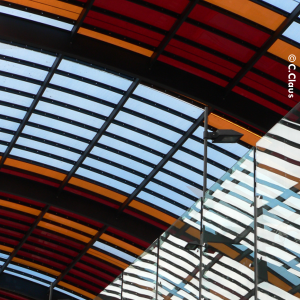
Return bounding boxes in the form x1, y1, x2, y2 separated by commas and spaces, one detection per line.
208, 113, 262, 146
129, 200, 176, 225
0, 245, 13, 253
38, 221, 91, 243
208, 243, 239, 259
44, 213, 97, 236
295, 293, 300, 298
186, 226, 200, 239
100, 234, 143, 256
268, 39, 300, 67
268, 272, 291, 291
12, 257, 60, 276
69, 177, 127, 203
87, 249, 129, 269
5, 158, 66, 181
78, 28, 154, 57
204, 0, 285, 30
0, 199, 40, 216
58, 282, 96, 299
3, 0, 82, 20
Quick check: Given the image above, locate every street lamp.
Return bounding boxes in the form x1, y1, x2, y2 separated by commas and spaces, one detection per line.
185, 106, 243, 299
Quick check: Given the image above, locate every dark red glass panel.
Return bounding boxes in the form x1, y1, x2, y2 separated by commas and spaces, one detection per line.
189, 4, 269, 47
81, 255, 121, 275
0, 228, 24, 239
0, 209, 35, 224
0, 218, 29, 231
75, 262, 115, 282
158, 55, 228, 87
0, 236, 18, 246
0, 290, 29, 300
143, 0, 189, 13
64, 275, 101, 294
177, 22, 255, 63
94, 0, 176, 31
69, 269, 108, 288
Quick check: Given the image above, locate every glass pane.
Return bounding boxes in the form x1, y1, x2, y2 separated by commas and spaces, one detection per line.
0, 105, 26, 120
50, 74, 122, 104
99, 274, 122, 300
0, 42, 55, 67
0, 144, 7, 153
0, 132, 13, 143
0, 59, 47, 80
43, 88, 114, 117
58, 60, 132, 91
0, 90, 33, 107
0, 75, 40, 94
0, 119, 20, 131
283, 22, 300, 43
261, 0, 298, 12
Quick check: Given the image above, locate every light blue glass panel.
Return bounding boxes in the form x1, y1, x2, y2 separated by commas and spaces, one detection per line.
138, 191, 186, 216
36, 101, 105, 129
10, 148, 73, 171
0, 6, 73, 31
50, 74, 122, 104
22, 126, 88, 151
145, 181, 194, 208
0, 90, 33, 107
0, 76, 40, 94
107, 124, 171, 154
93, 241, 136, 263
54, 288, 86, 300
43, 88, 114, 116
0, 119, 19, 131
0, 42, 55, 67
283, 22, 300, 43
58, 60, 132, 90
133, 85, 203, 119
98, 135, 161, 165
90, 146, 152, 174
83, 157, 143, 185
76, 167, 135, 194
0, 105, 26, 120
261, 0, 298, 12
0, 132, 13, 143
115, 111, 182, 143
0, 145, 7, 153
29, 114, 96, 140
0, 60, 47, 81
125, 98, 193, 131
16, 137, 81, 161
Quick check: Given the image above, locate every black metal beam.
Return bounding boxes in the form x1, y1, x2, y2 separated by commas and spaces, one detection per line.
0, 172, 162, 243
58, 78, 140, 192
0, 54, 63, 169
225, 3, 300, 93
0, 14, 281, 132
51, 225, 108, 289
118, 110, 207, 214
150, 0, 198, 67
0, 205, 50, 274
71, 0, 96, 37
288, 284, 300, 295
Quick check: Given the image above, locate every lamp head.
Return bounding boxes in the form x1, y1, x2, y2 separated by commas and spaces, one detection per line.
204, 129, 243, 143
184, 241, 199, 251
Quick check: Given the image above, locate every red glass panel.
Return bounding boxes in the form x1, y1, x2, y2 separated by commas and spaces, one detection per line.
0, 218, 29, 231
233, 86, 289, 115
84, 11, 162, 47
81, 255, 121, 275
0, 228, 24, 239
0, 236, 18, 246
64, 275, 101, 294
0, 290, 29, 300
143, 0, 189, 13
94, 0, 176, 31
158, 55, 228, 87
177, 22, 255, 63
69, 269, 108, 288
0, 209, 35, 224
75, 262, 115, 282
189, 4, 269, 47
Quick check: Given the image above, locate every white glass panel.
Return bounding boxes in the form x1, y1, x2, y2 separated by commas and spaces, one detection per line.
0, 76, 40, 94
107, 124, 171, 153
0, 6, 73, 31
54, 288, 86, 300
58, 60, 132, 90
76, 167, 135, 194
125, 98, 193, 131
94, 241, 135, 262
36, 101, 105, 129
0, 60, 47, 81
0, 119, 19, 131
90, 146, 152, 174
50, 74, 122, 104
261, 0, 298, 12
259, 282, 299, 300
23, 126, 88, 151
4, 270, 49, 287
29, 114, 96, 140
145, 181, 194, 207
83, 157, 143, 185
0, 42, 55, 67
0, 132, 13, 142
43, 88, 113, 116
116, 111, 182, 143
0, 105, 26, 119
98, 135, 161, 164
138, 191, 186, 216
16, 137, 80, 161
10, 148, 73, 171
0, 90, 33, 107
0, 144, 7, 153
284, 22, 300, 44
134, 85, 203, 119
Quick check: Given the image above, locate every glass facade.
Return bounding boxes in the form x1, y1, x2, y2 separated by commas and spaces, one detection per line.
98, 102, 300, 300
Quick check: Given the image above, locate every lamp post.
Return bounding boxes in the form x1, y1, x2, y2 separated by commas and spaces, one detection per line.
185, 106, 243, 299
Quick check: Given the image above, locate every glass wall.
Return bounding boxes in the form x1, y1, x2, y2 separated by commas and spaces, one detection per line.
97, 102, 300, 300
